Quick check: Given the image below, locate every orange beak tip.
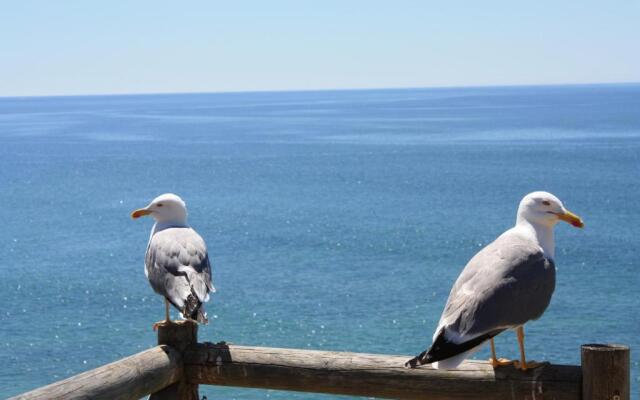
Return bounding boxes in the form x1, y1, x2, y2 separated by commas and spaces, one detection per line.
131, 209, 151, 219
558, 210, 584, 229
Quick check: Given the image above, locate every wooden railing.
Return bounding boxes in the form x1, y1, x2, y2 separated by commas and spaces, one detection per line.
9, 322, 630, 400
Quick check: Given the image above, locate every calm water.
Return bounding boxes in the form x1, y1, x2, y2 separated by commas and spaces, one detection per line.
0, 85, 638, 398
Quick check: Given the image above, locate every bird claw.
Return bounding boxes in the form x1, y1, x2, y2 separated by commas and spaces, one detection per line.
489, 357, 514, 368
513, 360, 543, 371
152, 319, 173, 331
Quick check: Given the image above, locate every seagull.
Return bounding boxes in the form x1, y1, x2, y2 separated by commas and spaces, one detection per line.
131, 193, 215, 329
405, 191, 584, 371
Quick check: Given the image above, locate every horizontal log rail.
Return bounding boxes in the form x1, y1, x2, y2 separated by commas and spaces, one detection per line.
185, 342, 582, 400
9, 322, 631, 400
9, 345, 182, 400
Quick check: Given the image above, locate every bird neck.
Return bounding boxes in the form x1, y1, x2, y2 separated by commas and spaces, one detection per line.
515, 219, 555, 258
152, 219, 189, 235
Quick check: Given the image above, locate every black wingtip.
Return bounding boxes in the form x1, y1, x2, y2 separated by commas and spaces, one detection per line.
404, 350, 429, 368
419, 328, 504, 366
404, 357, 419, 369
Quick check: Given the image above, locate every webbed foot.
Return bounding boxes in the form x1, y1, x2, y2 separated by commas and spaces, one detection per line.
152, 319, 173, 331
513, 360, 544, 371
489, 357, 514, 368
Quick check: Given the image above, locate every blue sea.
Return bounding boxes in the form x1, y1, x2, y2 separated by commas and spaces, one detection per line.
0, 84, 638, 398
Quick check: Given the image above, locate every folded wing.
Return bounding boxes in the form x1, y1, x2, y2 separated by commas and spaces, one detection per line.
145, 227, 215, 323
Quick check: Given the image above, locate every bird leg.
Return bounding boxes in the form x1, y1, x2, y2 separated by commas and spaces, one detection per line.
152, 298, 173, 331
512, 326, 542, 371
488, 338, 513, 367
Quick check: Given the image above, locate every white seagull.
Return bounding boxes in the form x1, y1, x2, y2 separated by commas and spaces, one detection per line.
131, 193, 215, 329
406, 191, 584, 371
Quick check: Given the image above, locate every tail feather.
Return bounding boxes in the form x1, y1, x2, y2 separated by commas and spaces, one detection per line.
182, 292, 208, 324
195, 306, 208, 324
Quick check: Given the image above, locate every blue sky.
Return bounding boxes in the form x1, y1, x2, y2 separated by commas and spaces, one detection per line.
3, 1, 639, 96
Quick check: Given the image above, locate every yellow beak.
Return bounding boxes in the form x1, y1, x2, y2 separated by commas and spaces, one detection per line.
131, 208, 152, 219
557, 209, 584, 228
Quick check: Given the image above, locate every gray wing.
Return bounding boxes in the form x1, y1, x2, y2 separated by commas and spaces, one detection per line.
437, 232, 556, 340
145, 227, 215, 311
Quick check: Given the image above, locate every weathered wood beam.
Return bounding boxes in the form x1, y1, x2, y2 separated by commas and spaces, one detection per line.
184, 343, 582, 400
150, 321, 199, 400
9, 345, 182, 400
582, 344, 630, 400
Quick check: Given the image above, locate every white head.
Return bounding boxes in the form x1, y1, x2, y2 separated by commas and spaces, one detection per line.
131, 193, 188, 225
516, 191, 584, 229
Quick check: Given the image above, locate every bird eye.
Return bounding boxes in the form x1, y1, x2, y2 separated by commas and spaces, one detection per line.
157, 203, 163, 207
541, 200, 551, 206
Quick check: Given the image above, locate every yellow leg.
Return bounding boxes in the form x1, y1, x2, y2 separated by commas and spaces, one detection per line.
488, 338, 513, 368
513, 326, 542, 371
152, 298, 173, 331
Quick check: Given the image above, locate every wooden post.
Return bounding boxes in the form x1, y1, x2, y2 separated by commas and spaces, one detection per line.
150, 321, 199, 400
581, 344, 630, 400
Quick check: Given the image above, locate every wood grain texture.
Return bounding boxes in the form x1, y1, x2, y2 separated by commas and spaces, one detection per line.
185, 343, 582, 400
581, 344, 630, 400
150, 321, 199, 400
9, 345, 182, 400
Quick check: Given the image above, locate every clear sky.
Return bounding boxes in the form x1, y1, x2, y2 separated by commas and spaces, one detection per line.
3, 1, 639, 96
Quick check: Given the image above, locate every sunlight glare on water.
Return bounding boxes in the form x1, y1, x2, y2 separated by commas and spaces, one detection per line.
0, 84, 638, 398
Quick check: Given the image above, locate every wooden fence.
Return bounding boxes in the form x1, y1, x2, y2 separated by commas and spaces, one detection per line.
9, 321, 630, 400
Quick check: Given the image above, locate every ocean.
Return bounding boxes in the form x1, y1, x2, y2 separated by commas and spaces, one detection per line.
0, 84, 638, 398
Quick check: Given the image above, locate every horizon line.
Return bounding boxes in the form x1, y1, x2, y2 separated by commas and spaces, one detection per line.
2, 80, 639, 100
